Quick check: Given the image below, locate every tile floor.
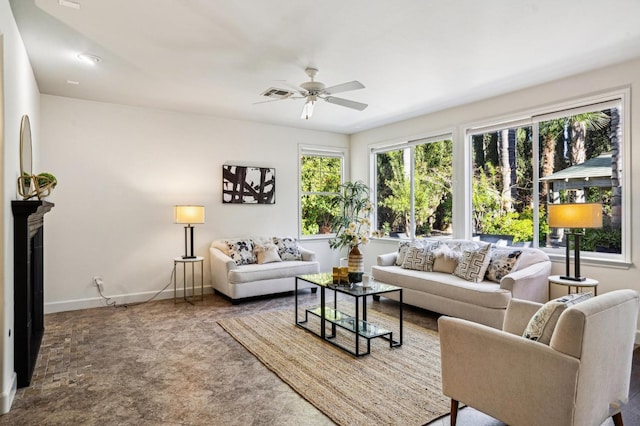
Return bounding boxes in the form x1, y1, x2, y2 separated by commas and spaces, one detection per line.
0, 290, 635, 425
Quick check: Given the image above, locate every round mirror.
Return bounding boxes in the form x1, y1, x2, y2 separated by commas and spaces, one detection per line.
19, 114, 33, 195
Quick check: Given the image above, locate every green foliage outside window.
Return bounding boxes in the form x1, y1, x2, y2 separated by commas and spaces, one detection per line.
301, 155, 342, 236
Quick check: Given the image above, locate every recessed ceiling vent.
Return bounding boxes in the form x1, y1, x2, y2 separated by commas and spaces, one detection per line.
261, 87, 294, 99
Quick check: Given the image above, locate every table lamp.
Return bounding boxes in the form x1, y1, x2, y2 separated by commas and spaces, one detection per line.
174, 205, 205, 259
548, 202, 602, 281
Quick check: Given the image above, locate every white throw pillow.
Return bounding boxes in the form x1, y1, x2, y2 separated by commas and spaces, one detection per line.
453, 244, 491, 282
254, 243, 282, 264
522, 292, 593, 344
431, 243, 460, 273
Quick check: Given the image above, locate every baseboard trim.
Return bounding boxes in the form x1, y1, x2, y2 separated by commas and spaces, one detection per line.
44, 286, 213, 314
1, 372, 17, 414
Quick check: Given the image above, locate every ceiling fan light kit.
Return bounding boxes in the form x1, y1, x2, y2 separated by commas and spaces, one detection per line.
259, 67, 368, 120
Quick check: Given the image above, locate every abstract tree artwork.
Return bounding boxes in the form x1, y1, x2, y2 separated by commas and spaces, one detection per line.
222, 165, 276, 204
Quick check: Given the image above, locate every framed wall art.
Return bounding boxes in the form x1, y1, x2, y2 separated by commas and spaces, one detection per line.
222, 165, 275, 204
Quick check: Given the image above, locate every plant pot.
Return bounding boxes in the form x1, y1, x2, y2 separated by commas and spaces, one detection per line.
348, 245, 364, 283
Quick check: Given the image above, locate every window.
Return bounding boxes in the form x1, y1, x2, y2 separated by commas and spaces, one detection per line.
300, 148, 344, 237
373, 135, 453, 240
469, 95, 626, 260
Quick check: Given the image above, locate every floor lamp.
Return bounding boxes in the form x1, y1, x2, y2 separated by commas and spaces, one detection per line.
174, 205, 205, 259
548, 202, 602, 281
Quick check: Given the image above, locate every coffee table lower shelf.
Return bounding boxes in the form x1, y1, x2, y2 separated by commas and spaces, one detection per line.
297, 305, 399, 356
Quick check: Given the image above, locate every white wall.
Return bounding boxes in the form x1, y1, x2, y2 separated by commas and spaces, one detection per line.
39, 95, 347, 312
351, 57, 640, 325
0, 0, 41, 413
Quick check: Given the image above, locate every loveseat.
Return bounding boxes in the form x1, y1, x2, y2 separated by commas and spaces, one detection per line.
210, 236, 320, 303
371, 239, 552, 328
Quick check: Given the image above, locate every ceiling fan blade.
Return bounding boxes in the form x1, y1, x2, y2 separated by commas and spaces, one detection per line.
324, 96, 368, 111
323, 80, 365, 95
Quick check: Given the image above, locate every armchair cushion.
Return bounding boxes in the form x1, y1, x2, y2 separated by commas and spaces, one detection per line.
522, 292, 593, 344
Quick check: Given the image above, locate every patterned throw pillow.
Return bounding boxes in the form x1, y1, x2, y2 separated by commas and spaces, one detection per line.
485, 248, 523, 283
401, 242, 440, 271
272, 237, 302, 261
254, 243, 282, 264
453, 244, 491, 282
396, 241, 414, 266
522, 292, 593, 344
226, 239, 256, 265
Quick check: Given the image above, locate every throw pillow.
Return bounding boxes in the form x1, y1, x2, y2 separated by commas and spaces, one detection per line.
226, 239, 256, 265
432, 243, 460, 273
272, 237, 302, 261
396, 241, 413, 266
401, 242, 440, 271
522, 292, 593, 344
485, 248, 523, 283
453, 244, 491, 282
254, 243, 282, 264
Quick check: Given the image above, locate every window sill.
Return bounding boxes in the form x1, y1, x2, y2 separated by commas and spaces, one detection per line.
546, 252, 631, 270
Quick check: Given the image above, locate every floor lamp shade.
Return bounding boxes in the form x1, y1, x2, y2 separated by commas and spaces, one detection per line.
548, 203, 602, 281
174, 205, 205, 259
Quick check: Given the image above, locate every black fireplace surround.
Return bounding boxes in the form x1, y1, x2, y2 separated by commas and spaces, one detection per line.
12, 200, 53, 388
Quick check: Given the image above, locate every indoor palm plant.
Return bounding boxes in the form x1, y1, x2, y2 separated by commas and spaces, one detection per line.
329, 181, 372, 281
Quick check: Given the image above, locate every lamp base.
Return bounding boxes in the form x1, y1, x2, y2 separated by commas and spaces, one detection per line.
182, 255, 197, 259
560, 275, 586, 282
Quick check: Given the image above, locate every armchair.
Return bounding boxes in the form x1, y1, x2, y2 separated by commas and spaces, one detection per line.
439, 290, 639, 426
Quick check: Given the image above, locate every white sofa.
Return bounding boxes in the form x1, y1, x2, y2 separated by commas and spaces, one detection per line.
209, 236, 320, 303
371, 239, 552, 328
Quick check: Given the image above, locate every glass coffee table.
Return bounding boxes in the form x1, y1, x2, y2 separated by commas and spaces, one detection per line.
295, 273, 403, 357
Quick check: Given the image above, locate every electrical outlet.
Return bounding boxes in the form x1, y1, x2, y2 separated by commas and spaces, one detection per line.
93, 276, 104, 291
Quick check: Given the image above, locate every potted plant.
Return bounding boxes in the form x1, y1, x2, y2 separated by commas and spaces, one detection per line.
329, 181, 372, 282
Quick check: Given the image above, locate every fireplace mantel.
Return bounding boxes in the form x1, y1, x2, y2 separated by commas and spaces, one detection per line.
12, 200, 54, 388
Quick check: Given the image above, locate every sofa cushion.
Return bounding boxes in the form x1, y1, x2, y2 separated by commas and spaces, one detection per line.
254, 243, 282, 264
272, 237, 302, 261
228, 260, 319, 284
453, 244, 491, 283
371, 265, 511, 309
227, 239, 256, 265
522, 292, 593, 344
485, 248, 523, 283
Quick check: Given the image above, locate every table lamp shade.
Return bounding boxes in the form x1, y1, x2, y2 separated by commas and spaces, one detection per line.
174, 205, 205, 224
548, 203, 602, 229
548, 202, 602, 282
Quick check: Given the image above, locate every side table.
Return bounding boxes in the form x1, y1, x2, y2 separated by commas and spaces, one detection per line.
174, 256, 204, 304
548, 275, 599, 300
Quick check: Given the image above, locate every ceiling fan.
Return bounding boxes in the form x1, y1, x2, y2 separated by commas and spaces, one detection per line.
258, 67, 368, 120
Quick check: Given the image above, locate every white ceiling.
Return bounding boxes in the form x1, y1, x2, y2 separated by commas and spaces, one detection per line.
10, 0, 640, 134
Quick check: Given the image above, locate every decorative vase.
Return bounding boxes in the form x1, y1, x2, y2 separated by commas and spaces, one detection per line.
347, 245, 364, 283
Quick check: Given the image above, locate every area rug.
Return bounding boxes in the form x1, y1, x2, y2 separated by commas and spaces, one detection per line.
217, 309, 450, 426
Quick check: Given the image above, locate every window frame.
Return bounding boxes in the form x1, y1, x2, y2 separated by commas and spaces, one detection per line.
370, 132, 454, 241
464, 89, 630, 267
298, 145, 345, 240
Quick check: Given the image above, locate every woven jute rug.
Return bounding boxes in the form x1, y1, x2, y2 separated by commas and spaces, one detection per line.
217, 309, 449, 426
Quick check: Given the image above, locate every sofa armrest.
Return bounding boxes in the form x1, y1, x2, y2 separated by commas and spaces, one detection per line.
209, 247, 237, 287
502, 298, 543, 335
439, 316, 579, 425
377, 252, 397, 266
500, 260, 551, 303
299, 247, 317, 262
